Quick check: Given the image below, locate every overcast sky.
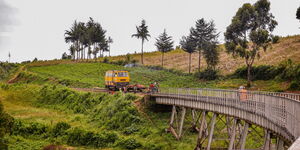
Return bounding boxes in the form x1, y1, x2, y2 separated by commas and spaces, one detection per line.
0, 0, 299, 62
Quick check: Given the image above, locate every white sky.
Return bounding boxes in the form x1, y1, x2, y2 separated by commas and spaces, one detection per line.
0, 0, 299, 62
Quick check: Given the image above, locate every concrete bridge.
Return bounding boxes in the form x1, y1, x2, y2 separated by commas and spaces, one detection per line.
150, 88, 300, 150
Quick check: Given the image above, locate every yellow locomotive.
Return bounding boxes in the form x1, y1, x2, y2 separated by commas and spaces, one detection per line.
105, 70, 130, 90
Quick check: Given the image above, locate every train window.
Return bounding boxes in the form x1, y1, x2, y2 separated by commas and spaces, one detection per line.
118, 72, 128, 77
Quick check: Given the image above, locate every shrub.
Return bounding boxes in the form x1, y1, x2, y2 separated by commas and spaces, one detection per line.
272, 35, 280, 44
51, 122, 71, 137
289, 80, 300, 90
123, 125, 139, 135
117, 137, 142, 150
66, 127, 118, 148
144, 142, 163, 150
233, 65, 282, 80
103, 57, 109, 63
194, 68, 219, 80
12, 120, 49, 136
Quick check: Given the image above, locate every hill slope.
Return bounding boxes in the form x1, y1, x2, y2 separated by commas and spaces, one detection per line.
106, 35, 300, 74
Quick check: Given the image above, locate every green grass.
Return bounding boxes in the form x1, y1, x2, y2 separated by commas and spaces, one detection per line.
27, 62, 288, 91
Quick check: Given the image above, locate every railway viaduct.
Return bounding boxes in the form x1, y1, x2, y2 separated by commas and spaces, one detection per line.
149, 88, 300, 150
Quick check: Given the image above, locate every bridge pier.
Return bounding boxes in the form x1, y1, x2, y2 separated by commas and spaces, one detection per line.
168, 105, 186, 140
239, 122, 249, 150
264, 129, 271, 150
207, 113, 217, 150
228, 118, 237, 150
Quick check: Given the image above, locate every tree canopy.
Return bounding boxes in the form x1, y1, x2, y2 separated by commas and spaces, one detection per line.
190, 18, 219, 72
224, 0, 277, 86
64, 17, 110, 60
155, 29, 174, 67
132, 19, 150, 64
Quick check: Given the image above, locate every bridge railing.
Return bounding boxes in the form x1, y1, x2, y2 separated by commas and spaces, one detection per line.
155, 87, 300, 143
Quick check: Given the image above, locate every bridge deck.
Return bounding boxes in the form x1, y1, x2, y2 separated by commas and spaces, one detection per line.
150, 88, 300, 147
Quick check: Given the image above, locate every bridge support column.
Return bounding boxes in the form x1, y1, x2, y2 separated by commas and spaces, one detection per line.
276, 138, 284, 150
168, 106, 186, 140
239, 122, 249, 150
264, 130, 271, 150
195, 111, 206, 150
207, 113, 217, 150
178, 107, 186, 138
228, 118, 237, 150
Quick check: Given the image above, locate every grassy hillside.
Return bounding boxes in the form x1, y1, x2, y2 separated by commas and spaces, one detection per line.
20, 62, 290, 91
104, 35, 300, 74
0, 83, 265, 150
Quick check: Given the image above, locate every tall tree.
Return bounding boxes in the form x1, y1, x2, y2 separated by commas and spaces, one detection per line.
224, 0, 277, 87
132, 19, 150, 64
203, 42, 219, 70
180, 35, 196, 73
190, 19, 219, 72
155, 29, 174, 67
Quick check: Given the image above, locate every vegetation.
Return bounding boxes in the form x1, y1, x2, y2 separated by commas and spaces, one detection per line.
132, 19, 151, 65
189, 18, 219, 72
224, 0, 278, 87
155, 29, 174, 67
64, 17, 110, 60
297, 6, 300, 22
180, 35, 196, 73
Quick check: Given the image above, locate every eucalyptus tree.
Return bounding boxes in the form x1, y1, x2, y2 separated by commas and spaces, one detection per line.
180, 35, 196, 73
190, 18, 219, 72
224, 0, 277, 87
155, 29, 174, 67
132, 19, 150, 64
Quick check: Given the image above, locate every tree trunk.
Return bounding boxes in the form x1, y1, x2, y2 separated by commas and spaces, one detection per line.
198, 50, 201, 72
189, 53, 192, 74
141, 39, 144, 65
109, 45, 111, 57
247, 64, 252, 87
161, 52, 164, 67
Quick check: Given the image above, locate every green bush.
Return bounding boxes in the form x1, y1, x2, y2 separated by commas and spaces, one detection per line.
66, 127, 118, 148
233, 65, 282, 80
289, 80, 300, 90
194, 68, 219, 80
117, 137, 142, 150
144, 142, 163, 150
51, 122, 71, 137
12, 120, 49, 136
91, 93, 142, 130
37, 85, 105, 113
0, 101, 14, 150
272, 35, 280, 44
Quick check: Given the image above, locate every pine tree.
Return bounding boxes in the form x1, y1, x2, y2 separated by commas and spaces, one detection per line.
155, 29, 174, 67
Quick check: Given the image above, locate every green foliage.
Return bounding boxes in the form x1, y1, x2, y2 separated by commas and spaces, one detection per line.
289, 80, 300, 90
0, 101, 14, 149
194, 68, 219, 80
271, 35, 280, 44
66, 127, 118, 147
233, 65, 282, 80
190, 18, 219, 71
51, 122, 71, 137
0, 62, 18, 81
12, 120, 49, 137
37, 85, 106, 113
91, 93, 142, 130
117, 137, 142, 150
224, 0, 277, 86
155, 29, 174, 67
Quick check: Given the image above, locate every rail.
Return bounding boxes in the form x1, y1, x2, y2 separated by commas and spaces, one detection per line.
151, 87, 300, 145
